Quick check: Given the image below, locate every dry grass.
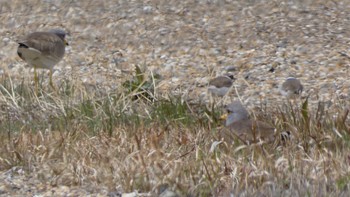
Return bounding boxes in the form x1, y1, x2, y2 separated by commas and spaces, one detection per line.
0, 71, 349, 196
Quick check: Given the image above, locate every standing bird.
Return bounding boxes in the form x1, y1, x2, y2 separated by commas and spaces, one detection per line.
279, 77, 303, 99
208, 74, 235, 97
220, 101, 276, 143
17, 29, 69, 88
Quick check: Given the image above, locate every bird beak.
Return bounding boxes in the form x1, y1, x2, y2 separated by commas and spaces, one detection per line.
64, 39, 69, 46
220, 113, 228, 120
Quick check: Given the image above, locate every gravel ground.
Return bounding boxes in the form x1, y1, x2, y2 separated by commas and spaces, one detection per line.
1, 0, 350, 196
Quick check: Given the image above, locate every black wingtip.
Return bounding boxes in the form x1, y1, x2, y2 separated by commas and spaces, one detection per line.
228, 75, 235, 80
18, 43, 29, 48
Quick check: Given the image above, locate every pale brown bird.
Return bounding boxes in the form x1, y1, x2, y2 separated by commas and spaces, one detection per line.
17, 29, 69, 87
208, 74, 235, 96
221, 101, 276, 143
279, 77, 303, 98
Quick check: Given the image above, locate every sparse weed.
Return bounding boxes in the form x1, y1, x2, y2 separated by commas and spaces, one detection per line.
0, 76, 349, 196
122, 65, 159, 102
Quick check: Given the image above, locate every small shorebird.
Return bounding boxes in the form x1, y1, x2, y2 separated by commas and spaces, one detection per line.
208, 74, 235, 97
279, 77, 303, 99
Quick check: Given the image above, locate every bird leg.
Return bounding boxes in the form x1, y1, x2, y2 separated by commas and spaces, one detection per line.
34, 67, 38, 84
49, 69, 56, 90
34, 67, 39, 91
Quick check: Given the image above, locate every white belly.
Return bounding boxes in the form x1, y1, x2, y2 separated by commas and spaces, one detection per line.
17, 47, 60, 70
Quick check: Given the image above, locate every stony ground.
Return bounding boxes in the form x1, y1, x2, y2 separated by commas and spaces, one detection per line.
0, 0, 350, 196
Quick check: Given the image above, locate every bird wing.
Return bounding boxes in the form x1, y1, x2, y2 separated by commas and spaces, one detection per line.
20, 32, 65, 58
227, 120, 275, 142
209, 76, 232, 87
17, 44, 42, 62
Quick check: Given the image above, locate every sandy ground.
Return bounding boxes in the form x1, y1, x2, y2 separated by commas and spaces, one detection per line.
1, 0, 350, 105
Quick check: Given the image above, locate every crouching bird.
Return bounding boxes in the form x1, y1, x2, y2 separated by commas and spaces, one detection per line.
221, 101, 288, 144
